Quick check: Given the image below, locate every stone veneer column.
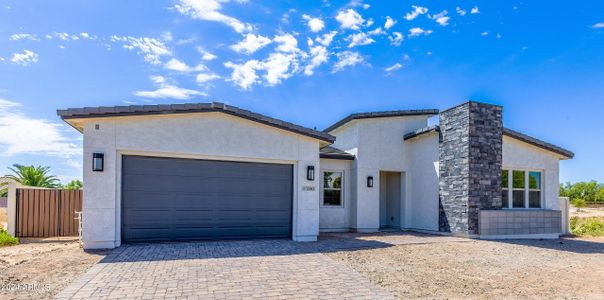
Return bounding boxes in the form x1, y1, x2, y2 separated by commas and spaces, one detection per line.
439, 101, 503, 235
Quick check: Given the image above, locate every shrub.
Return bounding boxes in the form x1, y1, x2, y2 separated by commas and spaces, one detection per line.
572, 199, 586, 211
570, 217, 604, 237
0, 228, 19, 247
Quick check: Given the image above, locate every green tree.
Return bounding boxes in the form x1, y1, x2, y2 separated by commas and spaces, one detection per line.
65, 179, 83, 190
3, 164, 60, 188
597, 186, 604, 202
560, 181, 602, 203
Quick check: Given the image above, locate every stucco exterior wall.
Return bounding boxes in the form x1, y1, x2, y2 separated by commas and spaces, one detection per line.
81, 112, 321, 249
502, 136, 561, 210
329, 116, 430, 232
319, 158, 352, 231
404, 133, 440, 231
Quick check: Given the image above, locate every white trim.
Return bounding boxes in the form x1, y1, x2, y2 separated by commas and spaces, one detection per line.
320, 169, 345, 208
502, 168, 544, 210
115, 149, 299, 242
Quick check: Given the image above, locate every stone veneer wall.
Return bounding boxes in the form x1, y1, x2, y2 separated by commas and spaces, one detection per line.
439, 102, 503, 235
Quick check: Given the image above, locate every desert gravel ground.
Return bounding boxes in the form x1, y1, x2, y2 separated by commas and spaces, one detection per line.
0, 239, 108, 300
327, 237, 604, 299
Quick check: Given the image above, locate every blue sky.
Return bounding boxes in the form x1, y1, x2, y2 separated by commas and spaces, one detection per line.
0, 0, 602, 184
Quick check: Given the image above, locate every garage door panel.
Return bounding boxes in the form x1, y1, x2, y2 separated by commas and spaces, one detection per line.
122, 193, 291, 211
122, 209, 172, 226
121, 156, 293, 243
123, 158, 291, 180
124, 175, 291, 195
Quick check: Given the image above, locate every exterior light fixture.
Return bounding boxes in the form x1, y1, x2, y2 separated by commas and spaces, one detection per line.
307, 166, 315, 181
92, 153, 104, 172
367, 176, 374, 188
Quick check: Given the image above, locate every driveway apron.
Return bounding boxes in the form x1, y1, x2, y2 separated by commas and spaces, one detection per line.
55, 239, 396, 299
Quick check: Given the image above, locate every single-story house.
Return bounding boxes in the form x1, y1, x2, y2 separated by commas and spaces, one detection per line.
58, 101, 573, 249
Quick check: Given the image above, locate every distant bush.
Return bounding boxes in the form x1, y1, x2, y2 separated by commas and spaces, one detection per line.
570, 217, 604, 237
560, 181, 604, 203
572, 199, 586, 211
0, 228, 19, 247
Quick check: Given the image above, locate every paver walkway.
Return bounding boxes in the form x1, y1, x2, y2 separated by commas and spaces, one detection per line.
56, 232, 467, 299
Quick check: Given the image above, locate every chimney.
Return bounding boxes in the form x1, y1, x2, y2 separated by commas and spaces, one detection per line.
438, 101, 503, 236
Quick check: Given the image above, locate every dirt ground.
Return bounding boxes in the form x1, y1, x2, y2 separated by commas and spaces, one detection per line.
0, 239, 108, 300
571, 205, 604, 218
328, 237, 604, 299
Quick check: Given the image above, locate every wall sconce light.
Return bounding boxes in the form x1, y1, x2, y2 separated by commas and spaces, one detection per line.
367, 176, 374, 188
92, 153, 104, 172
307, 166, 315, 181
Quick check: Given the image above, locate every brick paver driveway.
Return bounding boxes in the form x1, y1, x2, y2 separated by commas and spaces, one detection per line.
56, 233, 466, 299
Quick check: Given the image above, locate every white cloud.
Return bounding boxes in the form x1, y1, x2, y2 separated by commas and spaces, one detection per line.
336, 9, 365, 30
196, 72, 221, 83
262, 52, 299, 86
332, 51, 364, 73
0, 99, 80, 158
316, 31, 337, 46
303, 15, 325, 32
471, 6, 480, 14
164, 58, 208, 72
481, 31, 489, 36
496, 33, 502, 39
592, 23, 604, 29
384, 16, 396, 30
224, 60, 262, 89
431, 10, 450, 26
78, 32, 96, 40
404, 5, 428, 21
384, 63, 403, 72
9, 33, 39, 41
111, 36, 172, 65
173, 0, 252, 33
46, 32, 80, 41
231, 34, 272, 54
365, 18, 374, 27
0, 99, 20, 108
304, 45, 328, 76
135, 76, 205, 99
456, 7, 466, 16
197, 47, 217, 60
347, 0, 369, 10
10, 50, 39, 66
408, 27, 433, 38
347, 32, 375, 48
368, 27, 385, 35
388, 32, 404, 46
273, 33, 300, 53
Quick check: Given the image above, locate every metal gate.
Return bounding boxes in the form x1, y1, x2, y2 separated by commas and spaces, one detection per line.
16, 188, 83, 237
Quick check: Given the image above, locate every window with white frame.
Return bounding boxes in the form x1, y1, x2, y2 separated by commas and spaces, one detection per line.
501, 169, 542, 209
322, 171, 343, 206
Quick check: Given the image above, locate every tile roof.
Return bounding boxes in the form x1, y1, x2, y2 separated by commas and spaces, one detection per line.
503, 128, 574, 159
57, 102, 335, 143
403, 125, 574, 159
323, 109, 439, 133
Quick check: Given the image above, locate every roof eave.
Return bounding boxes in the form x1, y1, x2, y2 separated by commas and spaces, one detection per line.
57, 103, 336, 143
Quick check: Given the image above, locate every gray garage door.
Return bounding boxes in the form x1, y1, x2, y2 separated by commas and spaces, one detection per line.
121, 156, 293, 243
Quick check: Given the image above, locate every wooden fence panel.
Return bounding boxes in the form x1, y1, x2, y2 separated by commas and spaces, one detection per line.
16, 188, 83, 238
